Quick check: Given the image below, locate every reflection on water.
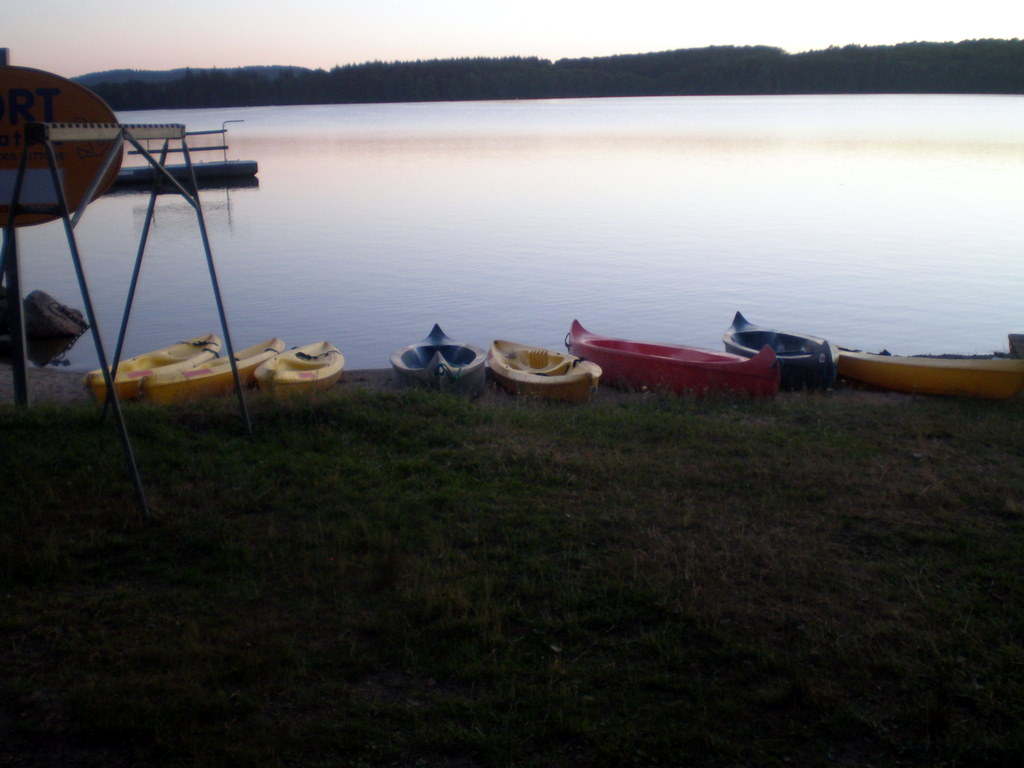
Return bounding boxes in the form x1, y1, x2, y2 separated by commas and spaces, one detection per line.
10, 94, 1024, 372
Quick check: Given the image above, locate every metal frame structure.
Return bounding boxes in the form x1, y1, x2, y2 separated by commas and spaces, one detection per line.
1, 121, 252, 517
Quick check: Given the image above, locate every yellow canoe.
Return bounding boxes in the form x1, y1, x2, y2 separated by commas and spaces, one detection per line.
837, 348, 1024, 399
141, 338, 286, 404
487, 339, 602, 402
83, 334, 221, 401
254, 341, 344, 394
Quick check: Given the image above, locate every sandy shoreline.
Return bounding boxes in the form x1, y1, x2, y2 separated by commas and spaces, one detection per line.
1, 360, 895, 407
0, 363, 399, 406
0, 362, 681, 407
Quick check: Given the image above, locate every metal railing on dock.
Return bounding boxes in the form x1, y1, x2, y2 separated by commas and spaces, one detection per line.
114, 120, 257, 189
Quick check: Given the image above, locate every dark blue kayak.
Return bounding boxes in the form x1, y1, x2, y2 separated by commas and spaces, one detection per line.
723, 312, 837, 391
390, 323, 487, 397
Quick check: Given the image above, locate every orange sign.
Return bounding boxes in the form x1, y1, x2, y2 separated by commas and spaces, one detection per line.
1, 65, 122, 227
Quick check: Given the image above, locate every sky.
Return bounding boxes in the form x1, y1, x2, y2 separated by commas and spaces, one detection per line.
4, 0, 1024, 79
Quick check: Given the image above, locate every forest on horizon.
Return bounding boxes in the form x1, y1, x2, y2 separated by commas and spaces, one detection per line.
81, 39, 1024, 111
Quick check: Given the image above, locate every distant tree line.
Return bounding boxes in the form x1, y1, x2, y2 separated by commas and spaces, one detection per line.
83, 40, 1024, 111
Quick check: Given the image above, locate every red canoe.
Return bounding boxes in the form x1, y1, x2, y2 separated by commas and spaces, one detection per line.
566, 320, 780, 397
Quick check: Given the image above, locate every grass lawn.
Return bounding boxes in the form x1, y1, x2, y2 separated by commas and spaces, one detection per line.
2, 385, 1023, 766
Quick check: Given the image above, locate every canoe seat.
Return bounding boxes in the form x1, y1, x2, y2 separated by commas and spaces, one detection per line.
509, 348, 570, 375
525, 349, 550, 369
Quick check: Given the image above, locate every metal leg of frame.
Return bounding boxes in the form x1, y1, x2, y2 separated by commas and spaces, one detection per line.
41, 140, 149, 517
101, 141, 171, 423
181, 143, 252, 436
1, 229, 29, 406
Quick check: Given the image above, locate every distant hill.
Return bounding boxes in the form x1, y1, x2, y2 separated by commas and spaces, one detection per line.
75, 65, 313, 87
76, 69, 193, 86
75, 40, 1024, 111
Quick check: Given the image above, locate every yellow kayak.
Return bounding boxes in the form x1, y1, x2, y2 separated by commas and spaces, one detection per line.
83, 334, 221, 401
837, 348, 1024, 399
487, 339, 602, 402
254, 341, 344, 394
141, 338, 286, 404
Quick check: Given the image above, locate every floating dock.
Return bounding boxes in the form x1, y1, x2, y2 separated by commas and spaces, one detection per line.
109, 121, 258, 191
112, 159, 259, 187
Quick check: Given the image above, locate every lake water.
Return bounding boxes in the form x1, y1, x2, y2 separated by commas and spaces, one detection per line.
10, 94, 1024, 372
